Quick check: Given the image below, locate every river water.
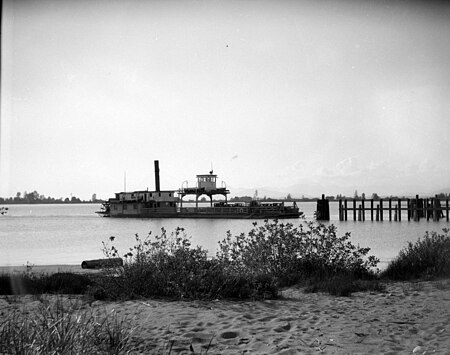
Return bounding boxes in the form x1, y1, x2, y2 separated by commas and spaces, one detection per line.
0, 203, 448, 269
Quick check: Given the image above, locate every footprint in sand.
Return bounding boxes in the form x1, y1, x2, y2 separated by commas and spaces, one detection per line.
258, 315, 277, 322
220, 331, 239, 339
274, 322, 292, 333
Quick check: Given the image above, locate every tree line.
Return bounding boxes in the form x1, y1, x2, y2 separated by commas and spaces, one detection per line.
0, 191, 96, 204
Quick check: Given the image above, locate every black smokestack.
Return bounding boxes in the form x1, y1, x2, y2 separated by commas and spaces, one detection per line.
154, 160, 160, 192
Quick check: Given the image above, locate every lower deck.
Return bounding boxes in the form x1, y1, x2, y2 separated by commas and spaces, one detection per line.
100, 202, 302, 219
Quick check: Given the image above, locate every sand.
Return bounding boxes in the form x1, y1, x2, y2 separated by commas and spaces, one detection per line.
1, 279, 450, 354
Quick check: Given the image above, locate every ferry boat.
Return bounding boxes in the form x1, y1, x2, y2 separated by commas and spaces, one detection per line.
96, 161, 302, 219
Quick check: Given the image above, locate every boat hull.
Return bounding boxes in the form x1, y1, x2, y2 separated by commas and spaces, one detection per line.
98, 203, 302, 219
107, 211, 303, 219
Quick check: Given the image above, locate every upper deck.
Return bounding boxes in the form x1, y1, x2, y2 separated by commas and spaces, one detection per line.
179, 171, 230, 197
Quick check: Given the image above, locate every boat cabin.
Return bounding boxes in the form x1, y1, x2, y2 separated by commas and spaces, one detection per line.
196, 173, 217, 191
114, 190, 177, 203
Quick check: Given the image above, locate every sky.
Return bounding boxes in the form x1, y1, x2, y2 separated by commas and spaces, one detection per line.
1, 0, 449, 200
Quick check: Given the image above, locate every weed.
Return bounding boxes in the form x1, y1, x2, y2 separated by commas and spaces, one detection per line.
0, 296, 135, 354
382, 228, 450, 280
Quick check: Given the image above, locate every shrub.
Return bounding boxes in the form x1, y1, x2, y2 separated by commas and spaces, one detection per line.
42, 272, 93, 294
0, 273, 36, 295
100, 220, 380, 299
0, 272, 93, 295
382, 228, 450, 280
216, 219, 379, 288
100, 227, 277, 300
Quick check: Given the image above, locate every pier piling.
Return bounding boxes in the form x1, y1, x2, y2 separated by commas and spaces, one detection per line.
389, 199, 392, 221
315, 194, 330, 221
332, 193, 449, 223
447, 199, 449, 221
353, 199, 356, 221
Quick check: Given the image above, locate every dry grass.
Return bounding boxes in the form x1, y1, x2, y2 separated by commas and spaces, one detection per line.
0, 296, 136, 355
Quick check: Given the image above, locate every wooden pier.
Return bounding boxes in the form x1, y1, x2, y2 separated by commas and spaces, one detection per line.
336, 195, 449, 222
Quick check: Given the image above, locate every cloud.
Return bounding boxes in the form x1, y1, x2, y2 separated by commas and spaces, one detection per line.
276, 161, 307, 182
335, 157, 360, 176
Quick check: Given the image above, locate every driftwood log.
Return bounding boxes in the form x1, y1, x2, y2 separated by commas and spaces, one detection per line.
81, 258, 123, 269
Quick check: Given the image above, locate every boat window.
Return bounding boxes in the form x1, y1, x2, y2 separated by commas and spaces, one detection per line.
133, 204, 137, 210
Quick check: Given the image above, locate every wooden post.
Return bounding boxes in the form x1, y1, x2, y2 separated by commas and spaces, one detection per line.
423, 198, 426, 220
344, 200, 348, 221
446, 199, 449, 222
407, 198, 411, 221
324, 195, 330, 220
353, 199, 356, 221
426, 198, 430, 221
371, 199, 374, 221
433, 196, 437, 222
339, 199, 343, 221
424, 198, 427, 220
362, 199, 365, 221
358, 205, 361, 221
389, 198, 392, 222
431, 198, 434, 220
428, 198, 431, 220
435, 195, 442, 221
394, 205, 397, 221
414, 195, 419, 221
376, 205, 379, 221
398, 198, 402, 221
316, 194, 330, 221
380, 199, 383, 221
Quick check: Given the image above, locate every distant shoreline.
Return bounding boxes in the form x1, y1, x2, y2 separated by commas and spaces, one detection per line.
0, 264, 99, 275
0, 201, 103, 205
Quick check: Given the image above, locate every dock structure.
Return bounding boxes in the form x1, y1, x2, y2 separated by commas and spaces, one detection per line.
336, 195, 449, 222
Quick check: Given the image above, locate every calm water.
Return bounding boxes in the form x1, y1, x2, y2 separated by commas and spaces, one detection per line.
0, 203, 448, 269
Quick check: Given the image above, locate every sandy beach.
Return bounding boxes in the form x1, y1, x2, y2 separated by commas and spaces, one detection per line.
1, 278, 449, 354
